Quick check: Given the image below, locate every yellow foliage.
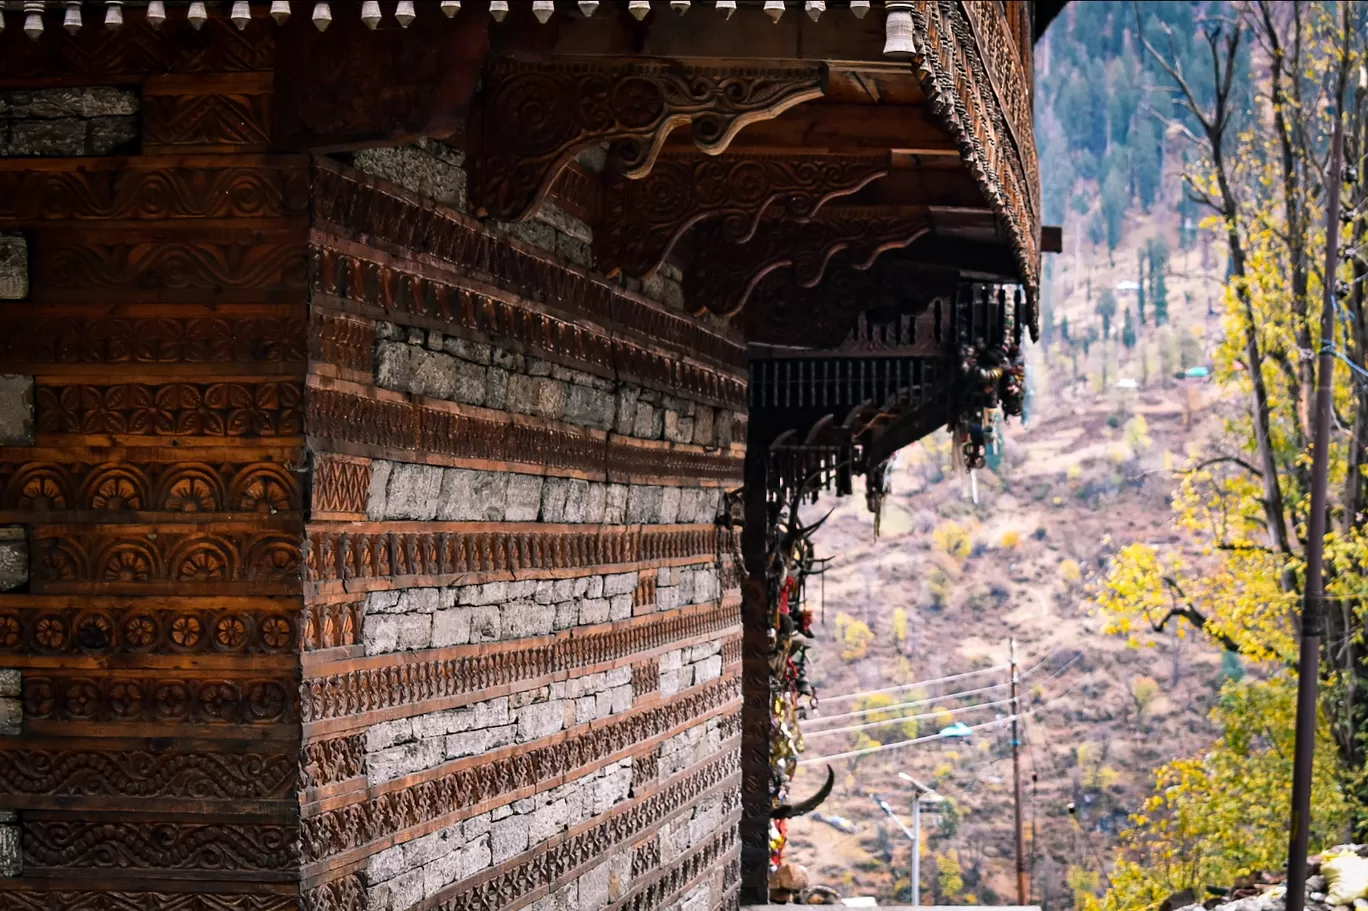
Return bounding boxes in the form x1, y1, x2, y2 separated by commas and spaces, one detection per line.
840, 618, 874, 661
1059, 558, 1083, 584
1124, 414, 1153, 453
1000, 529, 1023, 550
1067, 463, 1084, 481
1131, 675, 1160, 718
892, 607, 909, 643
932, 520, 974, 559
936, 850, 964, 898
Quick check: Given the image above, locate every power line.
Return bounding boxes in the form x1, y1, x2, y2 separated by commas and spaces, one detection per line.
803, 696, 1017, 738
803, 681, 1011, 726
818, 664, 1010, 705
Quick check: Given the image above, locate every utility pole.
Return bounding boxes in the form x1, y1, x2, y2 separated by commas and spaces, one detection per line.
1286, 16, 1350, 911
894, 774, 944, 907
1010, 638, 1028, 905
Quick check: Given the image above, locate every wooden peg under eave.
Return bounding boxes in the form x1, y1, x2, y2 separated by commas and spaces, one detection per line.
716, 0, 736, 17
670, 0, 691, 14
105, 0, 123, 29
850, 0, 870, 18
187, 1, 208, 29
805, 1, 824, 20
490, 1, 509, 22
270, 1, 290, 24
231, 0, 251, 29
360, 0, 381, 28
763, 1, 785, 22
23, 2, 44, 40
312, 1, 332, 30
64, 2, 82, 34
883, 1, 915, 55
579, 0, 598, 15
147, 1, 168, 26
532, 0, 554, 23
395, 0, 415, 26
628, 0, 650, 19
440, 1, 460, 15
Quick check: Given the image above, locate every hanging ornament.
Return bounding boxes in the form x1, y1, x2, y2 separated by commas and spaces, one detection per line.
805, 0, 824, 20
440, 0, 460, 15
578, 1, 598, 15
360, 0, 381, 28
395, 0, 415, 26
231, 1, 251, 29
716, 0, 736, 17
850, 0, 870, 18
311, 1, 331, 30
489, 1, 509, 22
147, 1, 168, 27
187, 1, 208, 29
628, 1, 650, 20
64, 2, 83, 34
532, 0, 554, 23
23, 1, 45, 39
764, 0, 785, 22
269, 1, 290, 24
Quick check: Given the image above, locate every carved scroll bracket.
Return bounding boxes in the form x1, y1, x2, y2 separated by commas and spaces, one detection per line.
470, 57, 827, 222
688, 206, 933, 319
597, 151, 888, 280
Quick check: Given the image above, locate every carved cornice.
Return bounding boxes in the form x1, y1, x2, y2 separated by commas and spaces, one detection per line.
908, 1, 1041, 327
22, 821, 298, 873
300, 612, 739, 728
597, 150, 888, 280
310, 248, 746, 407
470, 57, 826, 222
311, 162, 746, 373
689, 206, 933, 318
0, 315, 307, 371
36, 382, 304, 438
303, 522, 733, 590
22, 672, 296, 726
306, 387, 743, 484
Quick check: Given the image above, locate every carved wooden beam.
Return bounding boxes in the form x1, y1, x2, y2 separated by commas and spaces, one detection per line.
469, 56, 826, 222
597, 150, 888, 280
743, 250, 957, 350
689, 205, 932, 318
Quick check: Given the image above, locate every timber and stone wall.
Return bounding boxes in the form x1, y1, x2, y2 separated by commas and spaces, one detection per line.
0, 26, 743, 911
299, 144, 745, 911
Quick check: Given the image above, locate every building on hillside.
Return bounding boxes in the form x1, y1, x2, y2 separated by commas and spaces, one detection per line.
0, 2, 1058, 908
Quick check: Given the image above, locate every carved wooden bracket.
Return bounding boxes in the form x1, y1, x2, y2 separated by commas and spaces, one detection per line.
469, 57, 826, 222
689, 206, 933, 318
744, 252, 957, 350
597, 150, 888, 280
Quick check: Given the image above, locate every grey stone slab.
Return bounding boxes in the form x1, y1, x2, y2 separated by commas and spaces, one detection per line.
0, 236, 28, 301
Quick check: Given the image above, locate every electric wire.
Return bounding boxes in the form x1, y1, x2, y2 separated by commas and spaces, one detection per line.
803, 695, 1018, 737
817, 663, 1011, 704
803, 681, 1011, 726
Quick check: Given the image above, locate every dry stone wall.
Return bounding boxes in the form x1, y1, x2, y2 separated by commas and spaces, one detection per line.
300, 144, 744, 911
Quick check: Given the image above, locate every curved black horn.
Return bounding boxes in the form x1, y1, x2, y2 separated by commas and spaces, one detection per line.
770, 765, 836, 819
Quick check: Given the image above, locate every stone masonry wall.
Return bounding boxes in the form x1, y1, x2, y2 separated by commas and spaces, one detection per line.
300, 145, 744, 911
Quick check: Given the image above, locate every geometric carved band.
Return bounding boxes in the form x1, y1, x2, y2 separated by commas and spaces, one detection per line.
304, 523, 734, 587
300, 609, 740, 725
22, 672, 296, 727
32, 530, 301, 592
307, 387, 743, 484
0, 314, 308, 368
310, 248, 746, 408
22, 820, 298, 874
311, 162, 746, 372
299, 675, 742, 865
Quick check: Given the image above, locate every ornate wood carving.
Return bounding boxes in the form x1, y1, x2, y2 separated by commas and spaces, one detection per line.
743, 253, 958, 350
32, 529, 302, 592
311, 249, 745, 407
300, 734, 367, 790
0, 600, 297, 658
633, 658, 661, 698
689, 206, 934, 318
547, 161, 603, 225
598, 151, 888, 280
0, 891, 296, 911
470, 57, 826, 222
0, 460, 300, 516
0, 315, 307, 369
302, 599, 364, 652
311, 162, 746, 373
309, 456, 371, 518
0, 748, 297, 800
22, 673, 296, 726
304, 524, 734, 589
308, 311, 374, 376
0, 163, 310, 224
35, 382, 304, 437
143, 90, 273, 152
621, 828, 740, 911
272, 9, 488, 151
0, 14, 275, 80
307, 387, 742, 483
299, 675, 740, 865
22, 821, 298, 872
301, 613, 740, 726
909, 0, 1041, 324
37, 240, 308, 295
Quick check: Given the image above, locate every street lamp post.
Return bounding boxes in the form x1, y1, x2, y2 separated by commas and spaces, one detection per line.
898, 773, 945, 906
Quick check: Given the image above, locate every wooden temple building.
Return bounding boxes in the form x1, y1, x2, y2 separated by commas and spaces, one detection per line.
0, 1, 1058, 909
